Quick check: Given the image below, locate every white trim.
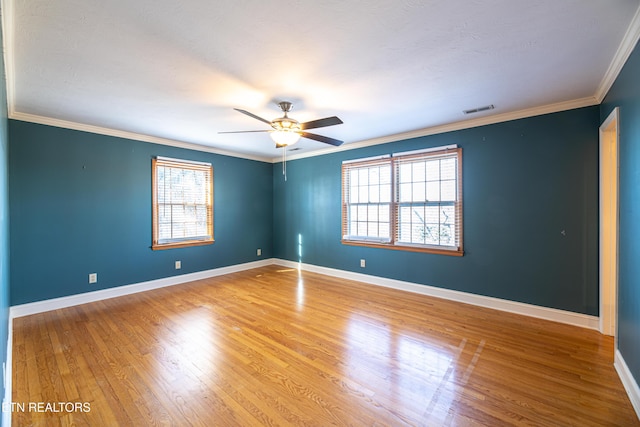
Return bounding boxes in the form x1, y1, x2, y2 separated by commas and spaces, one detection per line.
9, 259, 275, 318
599, 107, 620, 338
274, 259, 600, 330
392, 144, 458, 157
2, 316, 12, 427
5, 257, 636, 423
615, 349, 640, 421
595, 5, 640, 102
8, 258, 601, 329
8, 99, 597, 166
156, 156, 211, 167
9, 112, 273, 163
279, 97, 598, 163
1, 0, 16, 119
342, 154, 389, 164
1, 5, 637, 165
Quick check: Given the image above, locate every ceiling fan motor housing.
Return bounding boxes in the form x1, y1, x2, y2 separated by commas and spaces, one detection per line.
271, 116, 301, 132
272, 102, 300, 132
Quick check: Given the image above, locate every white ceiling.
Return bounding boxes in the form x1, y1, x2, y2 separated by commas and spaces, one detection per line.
4, 0, 640, 162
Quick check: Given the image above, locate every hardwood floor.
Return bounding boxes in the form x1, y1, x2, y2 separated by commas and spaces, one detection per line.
11, 265, 639, 426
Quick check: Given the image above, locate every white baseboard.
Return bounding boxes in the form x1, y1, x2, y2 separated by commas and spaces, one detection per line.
274, 259, 600, 330
615, 349, 640, 420
9, 259, 276, 319
2, 316, 13, 427
6, 257, 631, 425
9, 257, 600, 329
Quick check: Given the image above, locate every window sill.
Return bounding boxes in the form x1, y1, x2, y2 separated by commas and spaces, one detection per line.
341, 239, 464, 256
152, 239, 214, 251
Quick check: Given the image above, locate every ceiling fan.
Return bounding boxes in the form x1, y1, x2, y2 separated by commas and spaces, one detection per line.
219, 101, 344, 148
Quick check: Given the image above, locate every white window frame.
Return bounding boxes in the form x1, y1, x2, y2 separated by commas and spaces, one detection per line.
152, 156, 214, 250
341, 145, 463, 256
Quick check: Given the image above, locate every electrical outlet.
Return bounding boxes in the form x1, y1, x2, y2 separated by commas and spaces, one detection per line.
175, 260, 181, 270
257, 248, 262, 256
89, 273, 97, 284
360, 259, 366, 268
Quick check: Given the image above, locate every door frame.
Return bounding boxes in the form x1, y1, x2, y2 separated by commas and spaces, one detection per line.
599, 107, 620, 338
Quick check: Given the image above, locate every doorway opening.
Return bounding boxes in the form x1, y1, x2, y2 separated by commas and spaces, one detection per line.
599, 107, 619, 338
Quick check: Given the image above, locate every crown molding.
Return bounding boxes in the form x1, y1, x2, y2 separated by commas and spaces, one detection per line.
595, 4, 640, 103
4, 0, 637, 164
277, 96, 599, 162
9, 112, 272, 163
1, 0, 16, 118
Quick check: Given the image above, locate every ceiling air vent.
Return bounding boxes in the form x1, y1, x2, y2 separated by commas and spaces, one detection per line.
463, 104, 495, 115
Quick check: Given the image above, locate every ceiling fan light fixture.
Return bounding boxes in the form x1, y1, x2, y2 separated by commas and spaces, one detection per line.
270, 129, 301, 146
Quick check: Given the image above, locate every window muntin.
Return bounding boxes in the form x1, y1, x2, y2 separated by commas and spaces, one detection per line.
344, 159, 392, 242
152, 157, 214, 250
342, 147, 462, 255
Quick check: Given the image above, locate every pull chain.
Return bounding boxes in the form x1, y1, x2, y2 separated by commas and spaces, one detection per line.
282, 147, 287, 181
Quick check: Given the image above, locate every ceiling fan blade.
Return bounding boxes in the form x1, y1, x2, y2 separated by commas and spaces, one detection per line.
234, 108, 273, 125
300, 116, 343, 130
218, 130, 271, 134
300, 131, 344, 146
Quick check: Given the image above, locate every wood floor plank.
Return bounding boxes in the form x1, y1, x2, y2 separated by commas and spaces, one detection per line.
11, 265, 640, 426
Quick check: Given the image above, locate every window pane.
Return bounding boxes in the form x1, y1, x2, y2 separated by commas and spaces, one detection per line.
350, 184, 359, 203
440, 206, 456, 246
425, 160, 440, 181
350, 205, 358, 222
369, 185, 380, 203
368, 222, 379, 237
399, 223, 411, 242
359, 186, 368, 203
379, 222, 390, 239
368, 205, 379, 222
412, 182, 426, 202
157, 167, 166, 203
350, 169, 359, 187
399, 163, 412, 183
412, 205, 426, 226
349, 220, 358, 234
412, 161, 425, 182
357, 205, 368, 221
159, 223, 171, 240
426, 181, 440, 201
380, 184, 391, 203
369, 167, 380, 185
185, 222, 197, 236
399, 183, 412, 202
425, 206, 439, 223
412, 223, 425, 244
399, 205, 411, 223
441, 158, 456, 180
358, 169, 369, 186
196, 206, 207, 221
357, 222, 367, 236
424, 224, 440, 245
441, 180, 456, 201
172, 222, 185, 238
379, 205, 390, 222
380, 165, 392, 184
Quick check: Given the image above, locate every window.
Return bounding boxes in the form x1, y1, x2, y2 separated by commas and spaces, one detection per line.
152, 157, 214, 250
342, 146, 463, 256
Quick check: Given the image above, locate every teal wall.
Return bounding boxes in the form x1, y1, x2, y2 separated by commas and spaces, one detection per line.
273, 107, 600, 315
9, 121, 273, 305
0, 5, 11, 416
600, 40, 640, 390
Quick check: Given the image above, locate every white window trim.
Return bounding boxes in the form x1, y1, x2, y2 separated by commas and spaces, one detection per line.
342, 145, 463, 256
